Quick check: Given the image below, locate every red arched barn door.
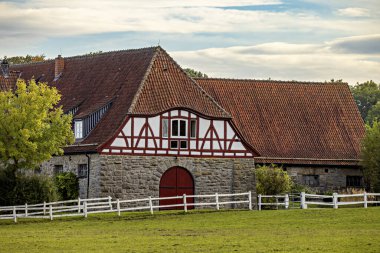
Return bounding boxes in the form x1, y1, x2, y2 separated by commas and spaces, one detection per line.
159, 166, 194, 210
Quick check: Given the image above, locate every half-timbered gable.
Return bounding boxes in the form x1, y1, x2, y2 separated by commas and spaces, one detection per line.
101, 109, 253, 157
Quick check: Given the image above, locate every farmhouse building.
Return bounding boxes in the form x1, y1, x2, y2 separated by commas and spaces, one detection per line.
1, 47, 365, 200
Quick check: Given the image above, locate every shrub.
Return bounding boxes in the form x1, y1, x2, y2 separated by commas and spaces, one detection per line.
290, 182, 315, 194
0, 167, 58, 205
255, 165, 293, 195
54, 172, 79, 200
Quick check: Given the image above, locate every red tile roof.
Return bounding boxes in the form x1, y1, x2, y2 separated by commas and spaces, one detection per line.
0, 71, 20, 91
130, 49, 230, 118
196, 78, 365, 165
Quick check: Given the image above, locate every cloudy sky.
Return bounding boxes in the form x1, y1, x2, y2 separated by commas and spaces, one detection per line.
0, 0, 379, 84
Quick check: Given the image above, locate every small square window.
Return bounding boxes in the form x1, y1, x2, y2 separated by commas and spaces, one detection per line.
180, 140, 187, 149
54, 165, 63, 175
170, 140, 178, 149
78, 164, 88, 178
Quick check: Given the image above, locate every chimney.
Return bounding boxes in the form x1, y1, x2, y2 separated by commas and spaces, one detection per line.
1, 57, 9, 78
54, 55, 64, 79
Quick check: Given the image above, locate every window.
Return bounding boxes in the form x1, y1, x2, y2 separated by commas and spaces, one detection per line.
303, 175, 319, 187
54, 165, 63, 175
162, 119, 168, 138
180, 140, 187, 149
171, 119, 186, 137
78, 164, 88, 178
74, 120, 83, 139
190, 119, 196, 138
346, 176, 363, 187
170, 140, 178, 149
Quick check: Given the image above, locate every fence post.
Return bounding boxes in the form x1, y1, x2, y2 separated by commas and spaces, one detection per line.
215, 193, 220, 210
78, 197, 81, 213
43, 201, 46, 215
248, 191, 252, 210
285, 194, 289, 209
183, 194, 187, 212
301, 192, 307, 209
49, 204, 53, 221
25, 203, 28, 217
258, 194, 262, 211
333, 193, 338, 209
108, 196, 113, 211
84, 201, 88, 218
364, 192, 368, 208
148, 196, 153, 215
117, 199, 121, 216
13, 206, 17, 223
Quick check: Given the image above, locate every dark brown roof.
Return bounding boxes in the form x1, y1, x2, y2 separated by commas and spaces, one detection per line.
0, 71, 20, 91
196, 78, 365, 165
9, 47, 158, 148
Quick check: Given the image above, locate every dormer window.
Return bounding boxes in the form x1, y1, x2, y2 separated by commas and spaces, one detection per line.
74, 120, 83, 139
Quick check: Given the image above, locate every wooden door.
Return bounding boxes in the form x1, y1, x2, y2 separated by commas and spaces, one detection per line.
159, 166, 194, 210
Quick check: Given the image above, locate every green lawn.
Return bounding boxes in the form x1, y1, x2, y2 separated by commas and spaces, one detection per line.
1, 208, 379, 253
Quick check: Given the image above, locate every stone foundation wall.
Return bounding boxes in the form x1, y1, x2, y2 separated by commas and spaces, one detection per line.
98, 156, 256, 205
286, 166, 363, 192
41, 154, 101, 198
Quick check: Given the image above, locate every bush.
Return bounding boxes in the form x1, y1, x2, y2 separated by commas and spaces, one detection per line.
290, 182, 315, 194
54, 172, 79, 200
0, 168, 58, 205
255, 165, 293, 195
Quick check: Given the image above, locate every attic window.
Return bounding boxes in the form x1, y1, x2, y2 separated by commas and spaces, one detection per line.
74, 120, 83, 139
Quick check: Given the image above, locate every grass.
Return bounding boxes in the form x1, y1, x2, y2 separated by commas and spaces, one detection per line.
0, 208, 379, 253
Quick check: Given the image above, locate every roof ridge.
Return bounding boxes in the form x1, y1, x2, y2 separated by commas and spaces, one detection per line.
195, 77, 348, 85
9, 46, 159, 67
158, 48, 231, 118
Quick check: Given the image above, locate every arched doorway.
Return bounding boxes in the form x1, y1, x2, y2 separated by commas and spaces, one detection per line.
159, 166, 194, 210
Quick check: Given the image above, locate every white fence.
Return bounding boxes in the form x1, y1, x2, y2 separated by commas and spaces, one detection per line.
0, 192, 252, 223
258, 192, 380, 210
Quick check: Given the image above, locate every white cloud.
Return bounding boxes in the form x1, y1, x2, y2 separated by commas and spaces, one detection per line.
337, 7, 370, 17
171, 35, 380, 85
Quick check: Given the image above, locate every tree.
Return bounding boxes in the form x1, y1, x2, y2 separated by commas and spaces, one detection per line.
0, 79, 74, 173
184, 68, 208, 78
366, 101, 380, 126
350, 81, 380, 123
360, 121, 380, 192
255, 165, 293, 195
5, 54, 46, 65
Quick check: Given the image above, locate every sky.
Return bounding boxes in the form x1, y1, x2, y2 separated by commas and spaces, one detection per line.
0, 0, 379, 85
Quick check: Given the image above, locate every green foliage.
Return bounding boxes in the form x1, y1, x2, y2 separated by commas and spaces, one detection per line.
5, 54, 46, 65
0, 79, 75, 171
360, 121, 380, 192
184, 68, 208, 78
54, 172, 79, 200
0, 168, 57, 205
350, 80, 380, 124
290, 182, 314, 194
366, 101, 380, 126
255, 165, 293, 195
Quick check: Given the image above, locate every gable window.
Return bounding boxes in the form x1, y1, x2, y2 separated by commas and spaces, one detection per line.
190, 119, 197, 138
346, 176, 363, 187
162, 119, 168, 138
74, 120, 83, 139
78, 164, 88, 178
303, 175, 319, 187
171, 119, 187, 137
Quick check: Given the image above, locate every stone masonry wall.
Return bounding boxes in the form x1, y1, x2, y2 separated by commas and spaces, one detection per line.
98, 156, 256, 207
286, 165, 363, 192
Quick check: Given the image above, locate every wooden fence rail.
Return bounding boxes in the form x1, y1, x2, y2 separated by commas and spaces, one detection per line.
0, 191, 252, 223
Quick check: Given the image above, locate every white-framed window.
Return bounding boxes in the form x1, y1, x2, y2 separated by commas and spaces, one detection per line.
78, 164, 88, 178
74, 120, 83, 139
162, 118, 168, 138
171, 119, 187, 137
190, 119, 197, 138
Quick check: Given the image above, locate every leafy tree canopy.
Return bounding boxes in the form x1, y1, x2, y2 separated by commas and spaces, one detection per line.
184, 68, 208, 78
350, 80, 380, 124
0, 79, 74, 172
5, 54, 46, 65
255, 165, 292, 195
360, 121, 380, 192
